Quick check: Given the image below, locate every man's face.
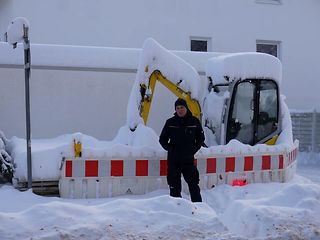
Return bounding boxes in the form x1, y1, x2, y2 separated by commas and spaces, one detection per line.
176, 105, 187, 117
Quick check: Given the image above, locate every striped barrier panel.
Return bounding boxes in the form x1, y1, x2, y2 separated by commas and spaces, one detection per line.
59, 142, 298, 198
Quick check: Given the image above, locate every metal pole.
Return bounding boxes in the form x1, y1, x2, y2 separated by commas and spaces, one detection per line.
23, 25, 32, 189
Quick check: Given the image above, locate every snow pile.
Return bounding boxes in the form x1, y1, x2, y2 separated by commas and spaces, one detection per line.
111, 123, 161, 148
6, 17, 30, 46
9, 129, 294, 182
9, 124, 165, 181
9, 134, 74, 181
0, 169, 320, 239
126, 38, 202, 130
84, 124, 163, 159
199, 139, 291, 157
206, 52, 282, 85
216, 176, 320, 239
276, 95, 294, 145
0, 131, 13, 181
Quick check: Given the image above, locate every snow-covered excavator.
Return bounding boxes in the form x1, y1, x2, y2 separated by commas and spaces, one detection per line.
128, 38, 287, 148
138, 55, 281, 147
59, 38, 297, 198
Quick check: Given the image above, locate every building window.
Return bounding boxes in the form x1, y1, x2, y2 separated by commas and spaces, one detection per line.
255, 0, 282, 5
256, 40, 280, 58
190, 37, 211, 52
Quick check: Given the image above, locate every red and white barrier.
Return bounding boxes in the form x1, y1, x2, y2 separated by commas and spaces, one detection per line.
59, 141, 298, 198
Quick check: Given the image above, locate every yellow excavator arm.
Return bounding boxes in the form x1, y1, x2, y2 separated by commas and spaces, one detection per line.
139, 67, 201, 124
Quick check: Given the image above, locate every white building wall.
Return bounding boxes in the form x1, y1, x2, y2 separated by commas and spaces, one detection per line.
0, 0, 319, 139
0, 1, 14, 41
0, 67, 136, 139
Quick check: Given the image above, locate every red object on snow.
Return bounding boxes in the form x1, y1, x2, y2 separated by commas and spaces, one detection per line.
232, 179, 247, 186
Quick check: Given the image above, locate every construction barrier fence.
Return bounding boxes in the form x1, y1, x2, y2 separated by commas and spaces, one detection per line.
59, 140, 298, 198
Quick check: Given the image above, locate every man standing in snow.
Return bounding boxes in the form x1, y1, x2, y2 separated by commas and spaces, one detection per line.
159, 98, 205, 202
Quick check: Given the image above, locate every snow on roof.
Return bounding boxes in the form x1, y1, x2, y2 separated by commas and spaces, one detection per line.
206, 52, 282, 85
0, 42, 224, 74
2, 38, 204, 99
0, 42, 140, 71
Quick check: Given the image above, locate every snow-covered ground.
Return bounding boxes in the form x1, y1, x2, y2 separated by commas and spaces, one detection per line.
297, 152, 320, 184
0, 152, 319, 240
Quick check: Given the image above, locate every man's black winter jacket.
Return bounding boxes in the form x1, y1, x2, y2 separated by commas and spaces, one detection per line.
159, 110, 205, 164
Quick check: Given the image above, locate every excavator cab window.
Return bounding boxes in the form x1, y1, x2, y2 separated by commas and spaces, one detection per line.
257, 80, 279, 142
226, 79, 279, 145
227, 81, 255, 145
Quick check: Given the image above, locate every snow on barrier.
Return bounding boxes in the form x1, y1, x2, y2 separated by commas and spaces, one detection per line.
59, 141, 298, 198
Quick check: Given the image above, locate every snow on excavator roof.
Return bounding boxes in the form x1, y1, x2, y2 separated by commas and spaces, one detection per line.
206, 52, 282, 85
135, 38, 202, 99
126, 37, 206, 130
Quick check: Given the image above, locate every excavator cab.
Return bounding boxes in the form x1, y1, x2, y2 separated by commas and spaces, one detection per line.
224, 78, 280, 146
205, 52, 282, 146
